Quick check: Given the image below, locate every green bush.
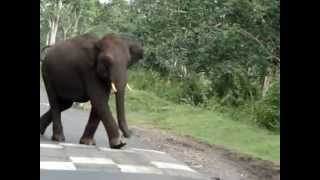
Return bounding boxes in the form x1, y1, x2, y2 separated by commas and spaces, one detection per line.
253, 78, 280, 131
129, 69, 183, 103
129, 69, 211, 106
129, 68, 280, 132
178, 73, 211, 106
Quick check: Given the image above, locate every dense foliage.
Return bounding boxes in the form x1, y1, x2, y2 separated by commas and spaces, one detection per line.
40, 0, 280, 132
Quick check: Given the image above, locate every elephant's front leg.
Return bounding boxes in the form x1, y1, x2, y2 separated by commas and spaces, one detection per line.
79, 108, 99, 145
88, 92, 126, 149
94, 102, 126, 149
103, 105, 127, 148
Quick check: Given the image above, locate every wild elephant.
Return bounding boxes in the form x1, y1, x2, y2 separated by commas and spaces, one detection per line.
40, 34, 143, 149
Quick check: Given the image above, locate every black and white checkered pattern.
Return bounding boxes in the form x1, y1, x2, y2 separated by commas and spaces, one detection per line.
40, 141, 208, 180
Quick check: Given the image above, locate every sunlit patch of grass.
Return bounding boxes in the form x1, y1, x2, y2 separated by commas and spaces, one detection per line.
123, 89, 279, 162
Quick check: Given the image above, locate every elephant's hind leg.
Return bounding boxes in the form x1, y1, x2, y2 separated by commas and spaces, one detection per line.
41, 65, 63, 141
79, 107, 99, 145
40, 110, 52, 135
40, 101, 73, 135
51, 100, 73, 142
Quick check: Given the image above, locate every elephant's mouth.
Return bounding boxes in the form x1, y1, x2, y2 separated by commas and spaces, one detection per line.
110, 82, 132, 94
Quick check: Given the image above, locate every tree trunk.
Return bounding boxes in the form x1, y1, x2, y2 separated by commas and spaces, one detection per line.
72, 10, 81, 37
49, 16, 60, 45
46, 32, 50, 45
262, 69, 273, 97
62, 28, 67, 40
73, 19, 79, 37
48, 0, 63, 45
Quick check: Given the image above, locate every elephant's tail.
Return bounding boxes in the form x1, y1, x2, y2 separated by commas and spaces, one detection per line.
40, 45, 52, 62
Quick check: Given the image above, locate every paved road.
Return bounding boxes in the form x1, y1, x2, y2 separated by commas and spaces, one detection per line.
40, 82, 209, 180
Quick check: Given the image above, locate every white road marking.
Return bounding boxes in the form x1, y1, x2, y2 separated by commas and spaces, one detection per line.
130, 148, 166, 154
40, 144, 197, 175
151, 161, 197, 172
60, 143, 94, 148
69, 156, 116, 165
40, 143, 63, 149
40, 161, 76, 171
99, 147, 136, 153
118, 164, 163, 175
40, 102, 50, 106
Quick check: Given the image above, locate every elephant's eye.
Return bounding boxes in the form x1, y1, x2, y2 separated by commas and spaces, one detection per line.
98, 54, 111, 65
106, 58, 114, 68
104, 62, 111, 70
104, 54, 114, 63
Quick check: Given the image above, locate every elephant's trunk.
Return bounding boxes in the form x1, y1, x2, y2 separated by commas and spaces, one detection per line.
111, 68, 131, 138
114, 84, 131, 138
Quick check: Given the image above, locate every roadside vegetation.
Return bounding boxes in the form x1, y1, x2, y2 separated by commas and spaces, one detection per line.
124, 87, 280, 162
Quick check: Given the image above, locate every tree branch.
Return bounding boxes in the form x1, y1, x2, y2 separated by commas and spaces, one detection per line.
238, 29, 280, 63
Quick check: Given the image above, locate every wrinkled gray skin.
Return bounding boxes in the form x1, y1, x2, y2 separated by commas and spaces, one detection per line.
40, 34, 143, 148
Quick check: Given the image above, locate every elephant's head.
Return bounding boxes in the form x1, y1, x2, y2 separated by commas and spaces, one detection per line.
94, 34, 143, 137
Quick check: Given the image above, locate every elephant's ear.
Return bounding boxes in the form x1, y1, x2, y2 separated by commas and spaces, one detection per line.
80, 39, 101, 68
94, 40, 101, 52
94, 40, 113, 80
87, 40, 101, 68
126, 39, 143, 67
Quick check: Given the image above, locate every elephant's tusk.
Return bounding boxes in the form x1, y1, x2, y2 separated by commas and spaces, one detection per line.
127, 84, 133, 91
111, 82, 117, 93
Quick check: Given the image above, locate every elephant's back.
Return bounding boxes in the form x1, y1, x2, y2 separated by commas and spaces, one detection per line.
46, 34, 98, 64
46, 41, 85, 63
42, 53, 86, 101
43, 37, 98, 102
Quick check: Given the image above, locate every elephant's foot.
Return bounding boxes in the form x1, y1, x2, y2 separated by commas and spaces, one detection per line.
40, 125, 46, 135
122, 129, 133, 138
110, 141, 127, 149
51, 134, 65, 142
109, 137, 126, 149
40, 122, 50, 135
79, 137, 96, 146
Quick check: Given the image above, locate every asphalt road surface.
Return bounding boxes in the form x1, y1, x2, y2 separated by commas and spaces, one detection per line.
40, 82, 210, 180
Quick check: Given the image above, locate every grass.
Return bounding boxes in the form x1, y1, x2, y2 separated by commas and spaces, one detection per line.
99, 88, 279, 163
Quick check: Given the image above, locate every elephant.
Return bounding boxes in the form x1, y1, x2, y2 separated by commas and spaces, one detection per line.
40, 33, 143, 149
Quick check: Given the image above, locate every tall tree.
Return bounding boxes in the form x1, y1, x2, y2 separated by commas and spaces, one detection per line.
41, 0, 66, 45
41, 0, 100, 45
